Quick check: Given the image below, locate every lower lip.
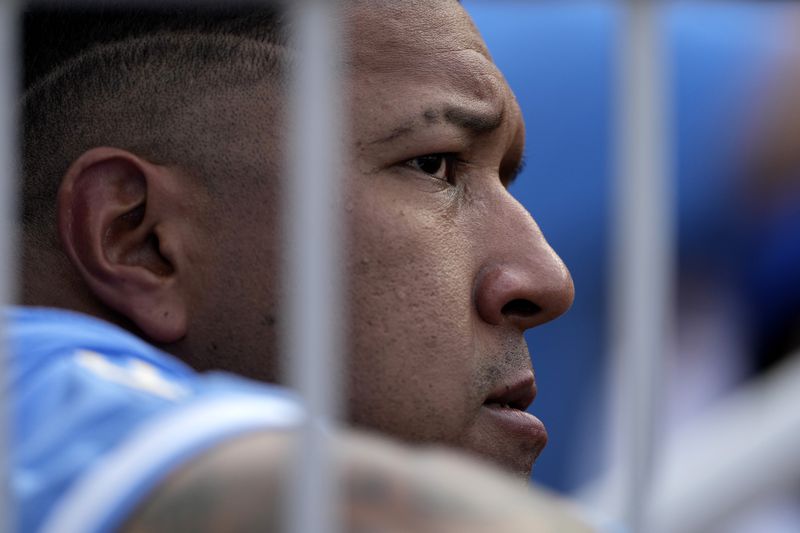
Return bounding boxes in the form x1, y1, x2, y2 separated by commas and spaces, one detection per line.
481, 404, 548, 456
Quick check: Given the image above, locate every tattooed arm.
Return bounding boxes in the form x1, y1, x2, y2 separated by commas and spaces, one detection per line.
123, 430, 595, 533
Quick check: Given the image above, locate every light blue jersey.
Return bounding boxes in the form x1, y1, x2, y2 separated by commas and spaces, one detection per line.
5, 307, 303, 533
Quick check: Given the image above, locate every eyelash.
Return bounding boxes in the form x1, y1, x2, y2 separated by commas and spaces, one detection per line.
403, 153, 459, 184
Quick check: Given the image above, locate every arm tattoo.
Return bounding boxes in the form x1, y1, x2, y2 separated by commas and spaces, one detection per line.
123, 456, 283, 532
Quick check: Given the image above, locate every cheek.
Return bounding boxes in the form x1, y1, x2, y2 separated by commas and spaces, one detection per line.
342, 183, 481, 443
182, 195, 283, 383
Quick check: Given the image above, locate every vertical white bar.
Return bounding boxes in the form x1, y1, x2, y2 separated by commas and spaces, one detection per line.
0, 2, 19, 533
287, 2, 342, 533
610, 1, 672, 532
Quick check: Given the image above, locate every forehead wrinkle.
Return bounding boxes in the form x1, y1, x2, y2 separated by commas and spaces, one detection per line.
356, 49, 508, 128
350, 2, 517, 150
369, 122, 417, 146
353, 48, 492, 84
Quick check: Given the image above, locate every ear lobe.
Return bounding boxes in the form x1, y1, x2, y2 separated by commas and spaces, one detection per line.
58, 147, 188, 344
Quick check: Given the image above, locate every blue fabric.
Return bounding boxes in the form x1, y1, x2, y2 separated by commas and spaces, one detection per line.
4, 307, 298, 532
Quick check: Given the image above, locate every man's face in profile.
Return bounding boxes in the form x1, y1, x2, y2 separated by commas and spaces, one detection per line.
334, 1, 573, 476
112, 1, 574, 477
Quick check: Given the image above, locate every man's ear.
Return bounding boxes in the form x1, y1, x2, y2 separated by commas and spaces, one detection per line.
58, 147, 189, 343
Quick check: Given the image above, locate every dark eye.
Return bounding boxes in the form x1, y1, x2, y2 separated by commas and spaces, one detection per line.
404, 154, 456, 182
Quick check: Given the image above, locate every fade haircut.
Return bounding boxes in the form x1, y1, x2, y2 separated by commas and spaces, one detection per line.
22, 4, 292, 248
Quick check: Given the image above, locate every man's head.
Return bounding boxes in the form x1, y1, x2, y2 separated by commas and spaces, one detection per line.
21, 1, 573, 477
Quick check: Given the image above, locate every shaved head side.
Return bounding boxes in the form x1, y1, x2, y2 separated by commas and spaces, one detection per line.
21, 8, 291, 250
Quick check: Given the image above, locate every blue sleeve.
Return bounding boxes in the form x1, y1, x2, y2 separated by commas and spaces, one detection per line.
5, 307, 302, 533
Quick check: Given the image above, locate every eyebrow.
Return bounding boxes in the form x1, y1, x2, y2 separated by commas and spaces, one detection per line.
370, 105, 506, 146
440, 106, 505, 135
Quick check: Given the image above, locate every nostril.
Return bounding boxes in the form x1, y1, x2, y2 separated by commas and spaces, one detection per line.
501, 298, 542, 318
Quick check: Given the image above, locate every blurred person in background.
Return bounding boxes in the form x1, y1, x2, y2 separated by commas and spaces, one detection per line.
739, 14, 800, 373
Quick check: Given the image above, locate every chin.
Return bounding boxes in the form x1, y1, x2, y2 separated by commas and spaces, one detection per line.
460, 404, 548, 479
484, 449, 536, 481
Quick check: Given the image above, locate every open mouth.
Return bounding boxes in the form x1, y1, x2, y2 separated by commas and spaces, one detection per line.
479, 372, 548, 467
483, 373, 537, 411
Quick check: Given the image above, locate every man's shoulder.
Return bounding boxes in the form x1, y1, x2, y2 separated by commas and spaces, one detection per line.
5, 306, 303, 533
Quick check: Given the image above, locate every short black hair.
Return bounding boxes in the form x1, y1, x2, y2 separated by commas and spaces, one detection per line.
24, 3, 290, 90
22, 3, 291, 244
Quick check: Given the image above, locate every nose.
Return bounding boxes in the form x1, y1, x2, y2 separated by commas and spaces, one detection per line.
473, 205, 574, 332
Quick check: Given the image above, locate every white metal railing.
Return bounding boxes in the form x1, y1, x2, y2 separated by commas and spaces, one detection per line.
609, 1, 673, 531
0, 2, 20, 532
287, 2, 343, 533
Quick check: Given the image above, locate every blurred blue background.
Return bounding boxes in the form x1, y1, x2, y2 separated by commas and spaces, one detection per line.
464, 1, 800, 502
